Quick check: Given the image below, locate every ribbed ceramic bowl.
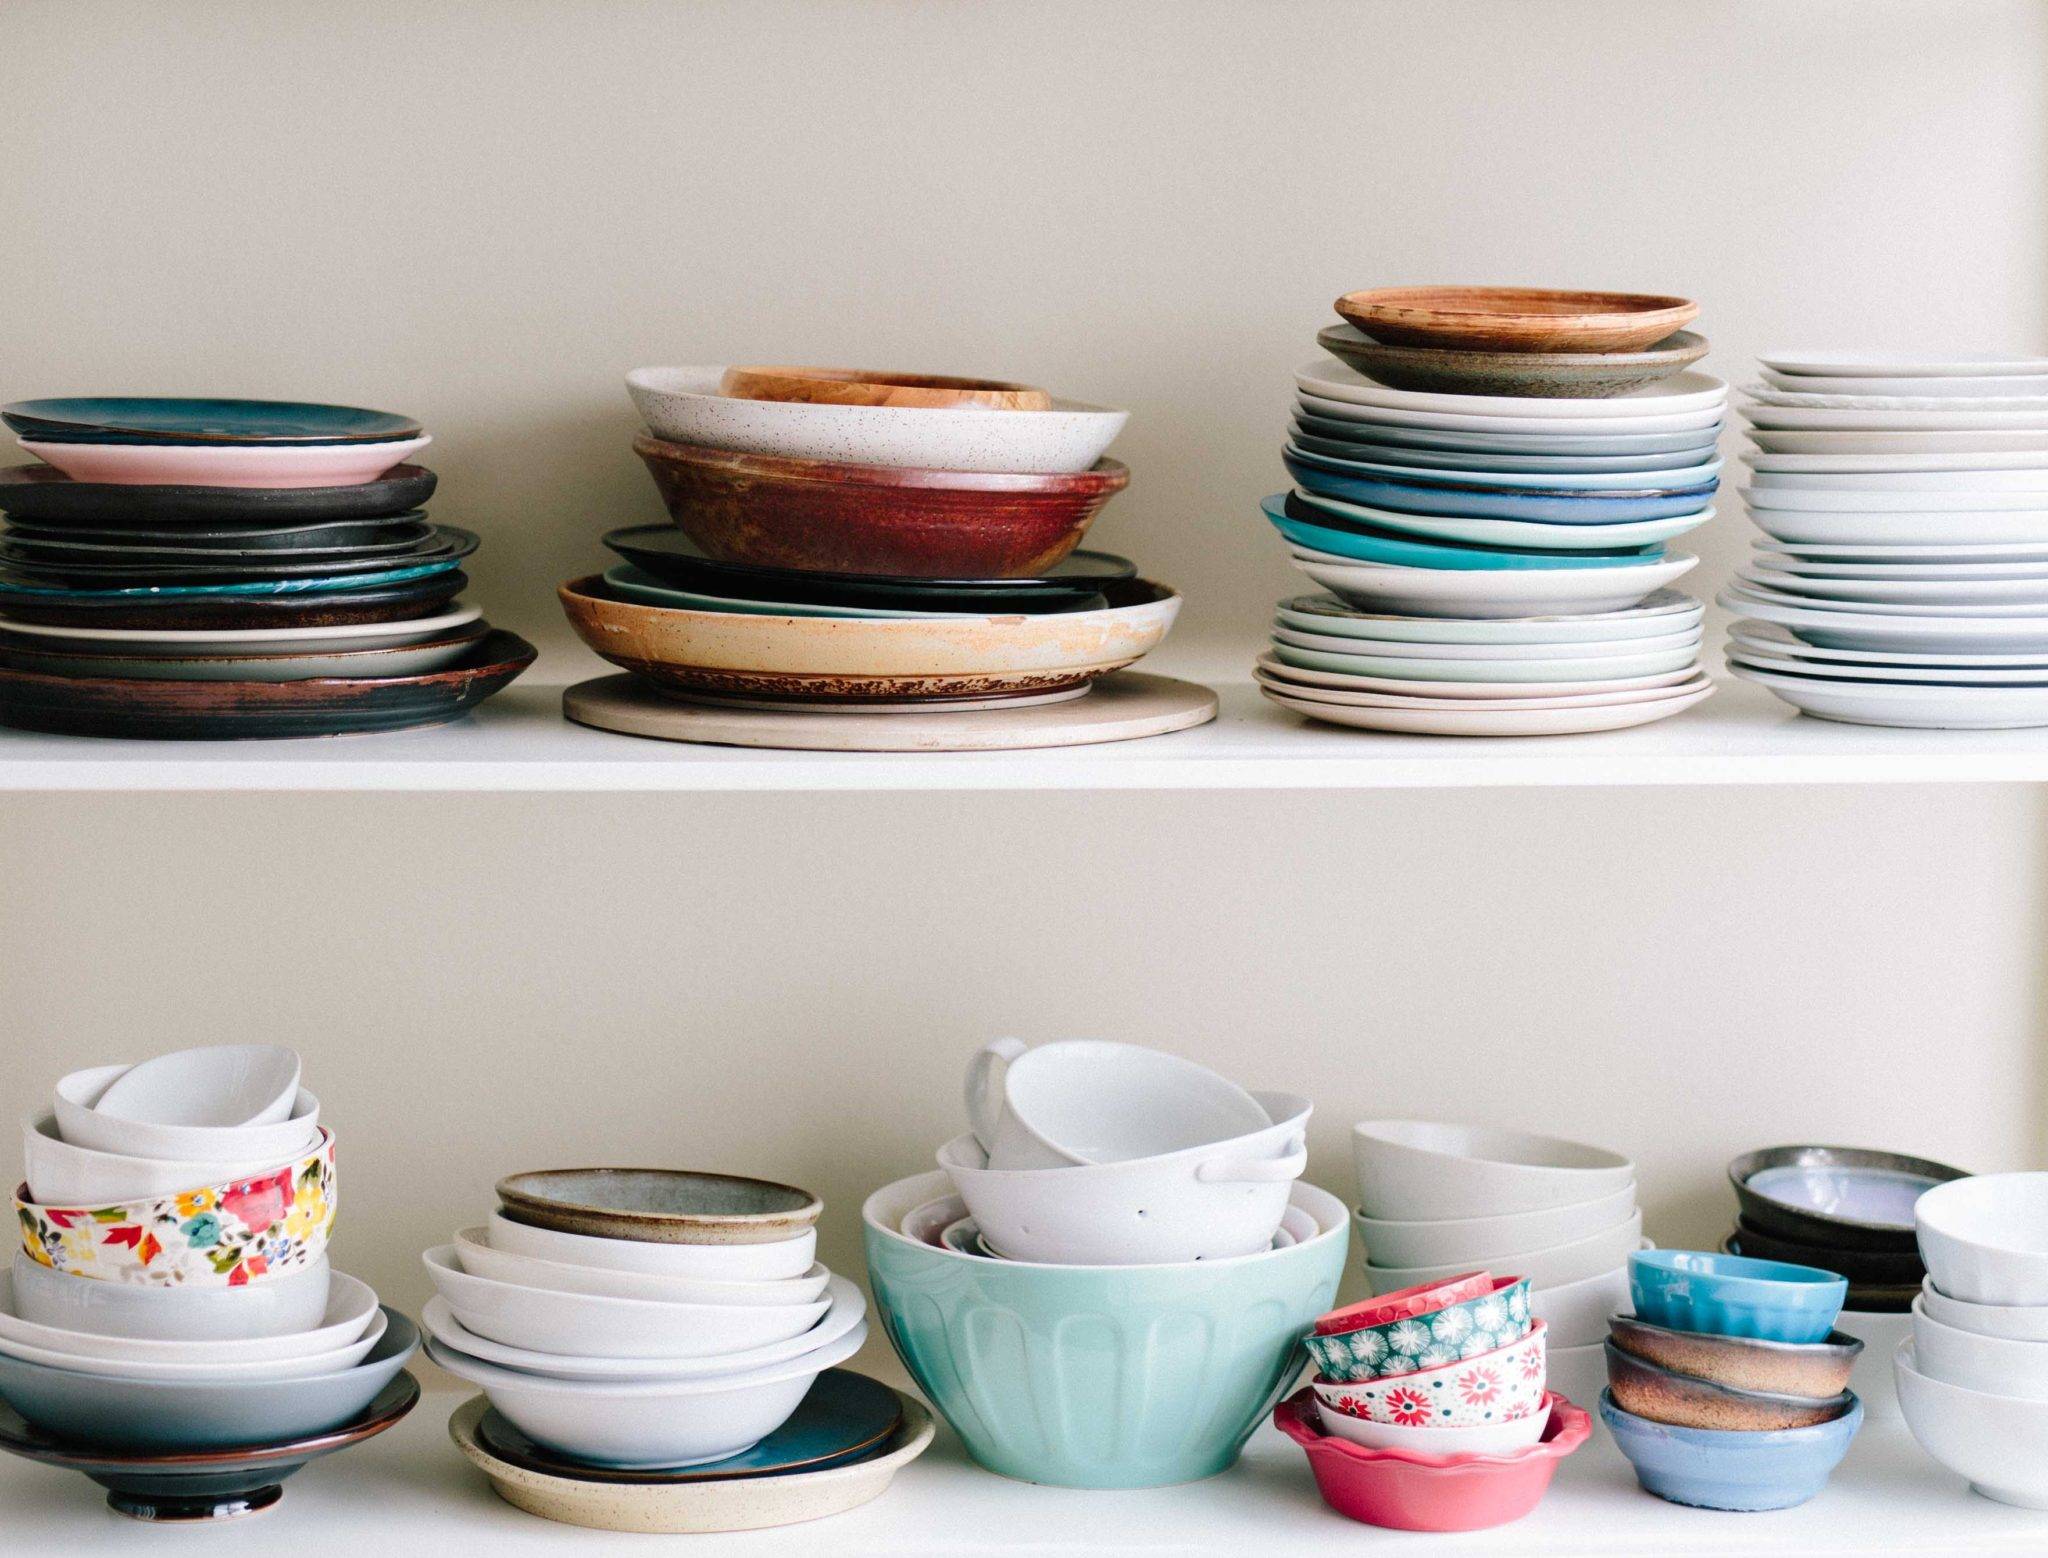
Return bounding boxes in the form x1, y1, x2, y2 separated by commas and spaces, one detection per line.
1600, 1388, 1863, 1511
863, 1170, 1346, 1488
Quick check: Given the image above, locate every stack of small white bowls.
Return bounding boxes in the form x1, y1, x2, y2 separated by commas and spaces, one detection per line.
423, 1168, 866, 1471
1351, 1121, 1644, 1408
1897, 1172, 2048, 1507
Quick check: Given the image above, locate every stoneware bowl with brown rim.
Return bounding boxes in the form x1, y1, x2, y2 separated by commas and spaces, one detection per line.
718, 367, 1051, 412
495, 1170, 824, 1248
633, 435, 1127, 579
1334, 288, 1700, 355
1603, 1341, 1854, 1431
1728, 1145, 1968, 1253
556, 574, 1180, 703
1607, 1314, 1862, 1401
1315, 326, 1709, 399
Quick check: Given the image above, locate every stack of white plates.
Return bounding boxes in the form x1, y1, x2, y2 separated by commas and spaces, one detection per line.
1724, 352, 2048, 727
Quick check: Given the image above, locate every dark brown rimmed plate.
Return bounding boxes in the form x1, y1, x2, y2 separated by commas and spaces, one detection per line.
0, 571, 467, 629
3, 516, 433, 556
496, 1168, 823, 1246
0, 463, 437, 524
1728, 1145, 1969, 1252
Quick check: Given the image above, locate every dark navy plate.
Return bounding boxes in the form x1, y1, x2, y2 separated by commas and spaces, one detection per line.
3, 397, 422, 445
0, 463, 437, 525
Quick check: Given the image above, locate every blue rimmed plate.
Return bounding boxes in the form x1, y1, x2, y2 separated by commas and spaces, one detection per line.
1293, 406, 1724, 458
1283, 447, 1719, 523
1289, 427, 1721, 476
3, 398, 422, 446
1285, 442, 1721, 492
1289, 488, 1714, 552
1261, 494, 1663, 571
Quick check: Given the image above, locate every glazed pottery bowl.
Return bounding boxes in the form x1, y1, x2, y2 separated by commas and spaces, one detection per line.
1366, 1213, 1643, 1296
1312, 1393, 1547, 1456
0, 1269, 375, 1367
21, 436, 431, 489
10, 1252, 332, 1341
1608, 1313, 1861, 1399
53, 1064, 320, 1162
0, 1306, 415, 1451
15, 1129, 335, 1286
1334, 288, 1700, 354
1895, 1340, 2048, 1507
22, 1113, 291, 1207
863, 1170, 1346, 1488
1313, 1322, 1547, 1428
1603, 1341, 1852, 1430
452, 1227, 828, 1307
1728, 1219, 1926, 1284
1352, 1121, 1635, 1221
1910, 1292, 2048, 1398
1600, 1388, 1862, 1511
92, 1045, 300, 1128
1316, 325, 1708, 398
1915, 1173, 2048, 1305
1308, 1275, 1531, 1382
484, 1210, 816, 1282
1729, 1145, 1967, 1252
626, 367, 1127, 475
495, 1169, 821, 1248
1275, 1390, 1587, 1533
718, 366, 1051, 411
1354, 1185, 1637, 1270
423, 1319, 866, 1469
1919, 1276, 2048, 1342
1629, 1250, 1847, 1343
1529, 1259, 1635, 1349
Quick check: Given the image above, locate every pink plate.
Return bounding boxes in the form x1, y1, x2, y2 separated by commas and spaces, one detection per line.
1275, 1388, 1588, 1533
20, 436, 430, 489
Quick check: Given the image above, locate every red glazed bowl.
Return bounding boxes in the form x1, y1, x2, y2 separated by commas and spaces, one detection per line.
633, 434, 1129, 579
1274, 1388, 1588, 1533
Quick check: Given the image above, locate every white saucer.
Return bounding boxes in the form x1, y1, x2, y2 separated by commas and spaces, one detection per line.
1260, 679, 1712, 736
1288, 549, 1698, 620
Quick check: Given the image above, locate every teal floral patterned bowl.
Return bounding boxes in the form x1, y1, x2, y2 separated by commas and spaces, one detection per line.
1309, 1275, 1533, 1383
863, 1170, 1347, 1489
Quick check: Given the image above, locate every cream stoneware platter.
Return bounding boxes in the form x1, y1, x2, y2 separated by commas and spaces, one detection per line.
1276, 590, 1701, 644
23, 1113, 287, 1206
90, 1044, 300, 1128
451, 1228, 829, 1307
10, 1250, 332, 1341
1362, 1211, 1643, 1294
1353, 1184, 1638, 1269
1258, 666, 1714, 714
1353, 1120, 1635, 1220
1263, 686, 1710, 737
0, 607, 484, 656
53, 1064, 319, 1163
484, 1213, 817, 1283
0, 1269, 378, 1366
1289, 548, 1698, 619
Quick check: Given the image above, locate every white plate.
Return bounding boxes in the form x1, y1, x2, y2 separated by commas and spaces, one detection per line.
1746, 508, 2048, 547
1295, 406, 1722, 457
1271, 624, 1701, 661
1261, 680, 1712, 735
1255, 650, 1697, 700
1274, 590, 1701, 645
1744, 485, 2048, 512
1744, 384, 2048, 412
1257, 665, 1713, 712
1271, 640, 1699, 683
1743, 569, 2048, 606
1718, 590, 2048, 653
1747, 429, 2048, 455
1746, 451, 2048, 475
1730, 663, 2048, 728
1729, 649, 2048, 686
0, 606, 482, 654
1760, 369, 2048, 398
1728, 621, 2048, 669
1292, 489, 1715, 551
1761, 539, 2048, 565
1295, 388, 1724, 436
1747, 466, 2048, 492
1289, 549, 1698, 619
1296, 360, 1729, 419
1760, 352, 2048, 378
1755, 554, 2048, 580
1728, 580, 2048, 619
1746, 406, 2048, 432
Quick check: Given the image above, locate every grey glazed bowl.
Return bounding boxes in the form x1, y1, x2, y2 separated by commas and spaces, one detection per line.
0, 1306, 416, 1450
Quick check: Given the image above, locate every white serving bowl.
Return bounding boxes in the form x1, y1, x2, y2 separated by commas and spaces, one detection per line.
1910, 1293, 2048, 1398
626, 367, 1127, 475
1363, 1212, 1643, 1296
90, 1045, 301, 1129
1528, 1252, 1643, 1350
1353, 1184, 1637, 1269
1352, 1120, 1635, 1221
485, 1211, 816, 1282
1546, 1340, 1607, 1409
9, 1251, 331, 1341
0, 1291, 385, 1381
1896, 1339, 2048, 1508
21, 1112, 292, 1206
1311, 1395, 1549, 1457
0, 1269, 376, 1365
53, 1065, 321, 1163
418, 1276, 866, 1383
1916, 1173, 2048, 1305
423, 1245, 827, 1360
425, 1317, 867, 1469
1920, 1277, 2048, 1342
453, 1226, 828, 1307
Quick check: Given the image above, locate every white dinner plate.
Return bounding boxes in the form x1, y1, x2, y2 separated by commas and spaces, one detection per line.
1744, 384, 2048, 412
1728, 663, 2048, 728
1717, 589, 2048, 653
1295, 388, 1724, 436
1296, 404, 1723, 457
1746, 406, 2048, 432
1291, 489, 1715, 551
1254, 650, 1698, 700
1760, 539, 2048, 565
1274, 590, 1701, 646
1271, 624, 1701, 662
1728, 649, 2048, 687
1746, 467, 2048, 492
1256, 665, 1713, 711
1759, 352, 2048, 379
1297, 360, 1729, 419
1261, 679, 1712, 735
1743, 485, 2048, 513
1747, 429, 2048, 455
1287, 549, 1698, 620
1272, 640, 1699, 683
1760, 369, 2048, 398
1741, 569, 2048, 607
1745, 508, 2048, 547
1728, 621, 2048, 669
1745, 451, 2048, 475
1753, 553, 2048, 580
1728, 580, 2048, 619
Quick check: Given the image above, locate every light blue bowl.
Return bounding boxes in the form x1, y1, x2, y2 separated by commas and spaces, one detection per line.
1600, 1389, 1862, 1511
1283, 448, 1719, 524
1262, 495, 1663, 572
863, 1170, 1346, 1489
1630, 1251, 1848, 1344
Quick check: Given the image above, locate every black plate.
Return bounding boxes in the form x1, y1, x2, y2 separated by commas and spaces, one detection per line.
0, 463, 437, 525
1, 521, 435, 565
0, 571, 467, 629
604, 526, 1134, 612
0, 527, 477, 588
3, 516, 431, 553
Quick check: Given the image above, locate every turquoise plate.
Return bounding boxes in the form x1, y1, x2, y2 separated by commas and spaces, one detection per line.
1290, 488, 1713, 552
0, 557, 463, 599
600, 565, 978, 621
3, 398, 421, 446
1261, 495, 1663, 571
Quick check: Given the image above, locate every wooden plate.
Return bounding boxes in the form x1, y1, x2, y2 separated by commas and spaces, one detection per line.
1335, 287, 1699, 354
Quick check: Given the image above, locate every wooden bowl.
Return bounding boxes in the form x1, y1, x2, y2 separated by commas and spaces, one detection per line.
633, 435, 1127, 579
1334, 288, 1700, 354
719, 367, 1051, 412
1316, 327, 1708, 399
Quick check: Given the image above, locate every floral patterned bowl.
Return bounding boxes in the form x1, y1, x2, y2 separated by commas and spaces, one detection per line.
1314, 1320, 1546, 1428
15, 1129, 335, 1287
1308, 1275, 1531, 1382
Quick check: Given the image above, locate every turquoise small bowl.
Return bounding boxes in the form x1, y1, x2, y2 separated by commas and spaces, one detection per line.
863, 1170, 1347, 1489
1629, 1250, 1847, 1344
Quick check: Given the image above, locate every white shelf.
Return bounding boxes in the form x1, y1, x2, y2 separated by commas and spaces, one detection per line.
2, 1384, 2039, 1554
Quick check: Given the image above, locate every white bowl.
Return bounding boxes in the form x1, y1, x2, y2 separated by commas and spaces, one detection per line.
21, 1113, 294, 1206
1351, 1120, 1635, 1221
1916, 1173, 2048, 1305
1546, 1341, 1607, 1409
1363, 1212, 1643, 1296
0, 1268, 376, 1365
0, 1282, 384, 1381
1896, 1340, 2048, 1508
1353, 1184, 1638, 1269
626, 367, 1126, 475
1528, 1254, 1641, 1350
53, 1065, 320, 1163
1920, 1277, 2048, 1342
1311, 1395, 1549, 1457
485, 1210, 816, 1282
418, 1275, 866, 1382
9, 1251, 331, 1341
423, 1245, 827, 1360
90, 1045, 301, 1129
425, 1318, 867, 1469
1838, 1307, 1914, 1413
1911, 1293, 2048, 1398
452, 1227, 828, 1307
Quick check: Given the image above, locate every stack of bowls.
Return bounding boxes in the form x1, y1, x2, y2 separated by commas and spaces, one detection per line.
0, 396, 533, 738
1257, 286, 1720, 736
1280, 1273, 1586, 1532
1723, 352, 2048, 728
1897, 1173, 2048, 1508
426, 1168, 926, 1536
1350, 1120, 1641, 1406
0, 1044, 418, 1522
559, 366, 1211, 751
1602, 1249, 1862, 1511
865, 1038, 1342, 1487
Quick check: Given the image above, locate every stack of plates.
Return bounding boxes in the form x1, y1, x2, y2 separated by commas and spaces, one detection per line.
1259, 288, 1721, 734
1722, 353, 2048, 727
0, 398, 532, 738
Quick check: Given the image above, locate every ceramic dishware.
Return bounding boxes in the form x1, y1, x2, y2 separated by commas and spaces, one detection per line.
0, 571, 466, 631
1311, 1395, 1548, 1457
9, 1252, 332, 1341
494, 1169, 822, 1248
1909, 1293, 2048, 1398
451, 1228, 828, 1307
483, 1210, 816, 1282
1726, 1222, 1925, 1285
0, 627, 491, 684
1308, 1273, 1527, 1382
0, 463, 438, 525
1601, 1389, 1862, 1511
1291, 547, 1698, 619
1310, 1322, 1547, 1428
1529, 1260, 1636, 1349
1355, 1186, 1638, 1270
1629, 1250, 1847, 1344
1292, 363, 1727, 424
90, 1044, 301, 1128
717, 366, 1050, 411
1265, 681, 1710, 737
21, 436, 431, 488
1315, 325, 1708, 397
1895, 1339, 2048, 1506
1279, 590, 1700, 645
1730, 1148, 1968, 1254
1914, 1173, 2048, 1305
0, 1268, 375, 1366
1918, 1277, 2048, 1342
0, 606, 481, 658
1333, 288, 1699, 354
1353, 1121, 1635, 1221
0, 1298, 385, 1383
1366, 1215, 1642, 1296
22, 1113, 291, 1206
1604, 1342, 1852, 1430
1608, 1314, 1861, 1399
3, 397, 421, 445
51, 1065, 320, 1161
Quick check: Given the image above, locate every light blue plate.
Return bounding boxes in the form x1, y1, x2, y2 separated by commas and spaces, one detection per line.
600, 564, 975, 620
1284, 448, 1719, 523
1285, 442, 1721, 493
1289, 427, 1723, 476
0, 558, 462, 600
1292, 406, 1725, 458
1261, 495, 1663, 572
1272, 640, 1700, 682
1291, 488, 1714, 552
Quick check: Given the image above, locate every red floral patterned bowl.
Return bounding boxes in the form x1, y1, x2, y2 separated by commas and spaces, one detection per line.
1314, 1320, 1547, 1428
1276, 1388, 1589, 1532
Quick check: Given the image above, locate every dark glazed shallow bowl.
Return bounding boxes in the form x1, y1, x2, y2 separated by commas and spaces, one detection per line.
2, 397, 422, 445
1608, 1314, 1861, 1400
1729, 1219, 1926, 1284
1316, 326, 1709, 398
1719, 1235, 1925, 1311
1603, 1342, 1853, 1431
0, 628, 533, 739
3, 517, 434, 554
497, 1168, 824, 1247
0, 571, 467, 629
0, 1372, 416, 1522
0, 463, 437, 525
1729, 1145, 1969, 1252
634, 434, 1128, 578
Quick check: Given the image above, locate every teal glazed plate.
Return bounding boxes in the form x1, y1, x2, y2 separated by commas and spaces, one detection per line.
1290, 489, 1713, 553
0, 556, 465, 600
1283, 447, 1719, 523
1263, 495, 1664, 571
3, 398, 422, 446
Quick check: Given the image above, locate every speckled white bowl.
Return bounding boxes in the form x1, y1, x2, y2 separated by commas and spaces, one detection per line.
626, 367, 1126, 474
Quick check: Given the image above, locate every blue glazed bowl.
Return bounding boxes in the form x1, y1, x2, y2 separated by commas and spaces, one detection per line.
1283, 448, 1718, 524
1600, 1389, 1862, 1511
863, 1170, 1347, 1489
1262, 496, 1663, 571
1630, 1251, 1847, 1344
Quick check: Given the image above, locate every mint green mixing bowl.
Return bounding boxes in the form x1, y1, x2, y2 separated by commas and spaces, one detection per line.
863, 1170, 1347, 1488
